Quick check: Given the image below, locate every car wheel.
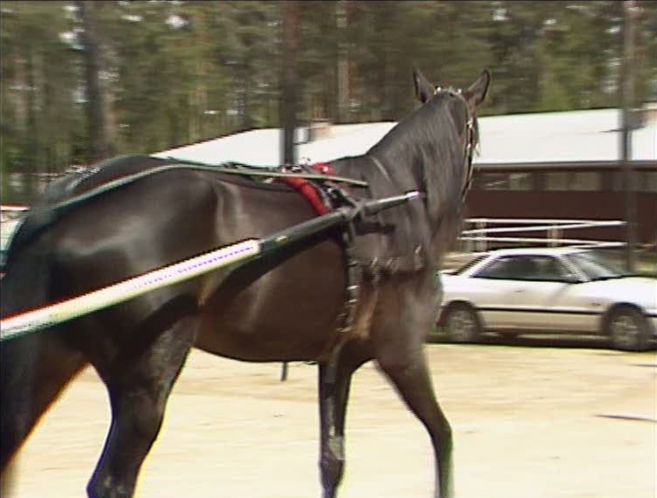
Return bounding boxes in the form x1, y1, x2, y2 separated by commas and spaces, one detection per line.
444, 304, 481, 343
607, 306, 651, 352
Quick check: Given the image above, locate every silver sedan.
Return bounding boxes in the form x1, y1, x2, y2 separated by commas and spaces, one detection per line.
437, 247, 657, 351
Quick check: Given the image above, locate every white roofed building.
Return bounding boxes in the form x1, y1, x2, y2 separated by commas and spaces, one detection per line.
156, 106, 656, 166
155, 106, 657, 246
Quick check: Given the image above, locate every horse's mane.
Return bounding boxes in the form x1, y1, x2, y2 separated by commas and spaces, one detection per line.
341, 91, 477, 269
371, 92, 475, 221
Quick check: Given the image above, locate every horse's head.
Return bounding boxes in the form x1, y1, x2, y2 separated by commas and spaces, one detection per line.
413, 68, 491, 115
368, 68, 487, 259
413, 68, 491, 200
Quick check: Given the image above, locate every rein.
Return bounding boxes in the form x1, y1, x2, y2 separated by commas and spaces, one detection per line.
433, 86, 477, 200
462, 115, 476, 199
37, 162, 369, 223
4, 162, 369, 270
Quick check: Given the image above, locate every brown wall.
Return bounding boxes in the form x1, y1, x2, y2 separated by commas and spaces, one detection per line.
465, 191, 657, 245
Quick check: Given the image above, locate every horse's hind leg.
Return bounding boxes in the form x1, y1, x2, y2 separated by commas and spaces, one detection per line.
87, 314, 198, 498
317, 342, 369, 498
1, 333, 87, 474
374, 333, 453, 498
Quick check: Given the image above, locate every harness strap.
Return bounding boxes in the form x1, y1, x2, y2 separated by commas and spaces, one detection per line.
310, 165, 362, 335
277, 176, 332, 215
278, 162, 362, 336
337, 222, 362, 335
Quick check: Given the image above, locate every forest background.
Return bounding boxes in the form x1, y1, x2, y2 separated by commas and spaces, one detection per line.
1, 0, 656, 204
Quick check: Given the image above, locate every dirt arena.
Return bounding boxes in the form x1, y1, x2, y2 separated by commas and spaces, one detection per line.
4, 341, 656, 498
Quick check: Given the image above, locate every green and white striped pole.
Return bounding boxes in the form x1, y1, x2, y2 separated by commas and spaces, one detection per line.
0, 239, 261, 341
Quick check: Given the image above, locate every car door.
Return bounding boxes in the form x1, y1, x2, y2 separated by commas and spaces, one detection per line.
501, 255, 597, 332
470, 254, 590, 332
467, 255, 536, 330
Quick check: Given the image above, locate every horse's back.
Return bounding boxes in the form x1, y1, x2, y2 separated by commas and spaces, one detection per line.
37, 155, 169, 206
18, 166, 347, 362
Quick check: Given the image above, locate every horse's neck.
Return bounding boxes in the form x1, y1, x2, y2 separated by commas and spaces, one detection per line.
369, 133, 463, 262
369, 136, 443, 216
368, 141, 424, 193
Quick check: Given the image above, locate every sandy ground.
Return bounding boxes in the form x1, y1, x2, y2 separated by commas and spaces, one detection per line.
3, 341, 656, 498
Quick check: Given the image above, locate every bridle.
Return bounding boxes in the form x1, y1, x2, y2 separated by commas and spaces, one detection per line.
434, 86, 477, 201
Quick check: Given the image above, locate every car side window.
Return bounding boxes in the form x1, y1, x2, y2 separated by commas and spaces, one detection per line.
475, 255, 576, 282
532, 256, 574, 282
474, 256, 520, 279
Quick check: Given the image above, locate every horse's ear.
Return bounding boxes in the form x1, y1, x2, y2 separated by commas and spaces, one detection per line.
463, 69, 491, 111
413, 68, 435, 104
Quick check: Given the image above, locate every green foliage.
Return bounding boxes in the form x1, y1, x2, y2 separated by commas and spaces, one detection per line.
1, 2, 81, 201
1, 0, 656, 204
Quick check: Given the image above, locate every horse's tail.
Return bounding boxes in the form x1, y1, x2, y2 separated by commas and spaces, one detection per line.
0, 246, 49, 469
1, 241, 86, 475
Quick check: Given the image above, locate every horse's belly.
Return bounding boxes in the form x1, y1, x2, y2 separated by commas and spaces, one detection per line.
194, 241, 346, 362
195, 302, 341, 362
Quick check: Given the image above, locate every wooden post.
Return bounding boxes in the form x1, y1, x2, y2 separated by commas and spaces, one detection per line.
621, 0, 638, 272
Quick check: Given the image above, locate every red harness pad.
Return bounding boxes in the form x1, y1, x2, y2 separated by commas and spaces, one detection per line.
278, 163, 336, 216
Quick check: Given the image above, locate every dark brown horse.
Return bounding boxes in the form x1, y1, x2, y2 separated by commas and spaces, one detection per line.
0, 69, 490, 498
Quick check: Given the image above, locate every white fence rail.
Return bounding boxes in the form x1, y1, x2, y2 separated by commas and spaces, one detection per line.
2, 207, 627, 255
459, 218, 626, 253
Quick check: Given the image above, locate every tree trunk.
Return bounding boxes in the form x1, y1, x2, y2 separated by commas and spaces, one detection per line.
77, 1, 115, 162
280, 1, 300, 165
24, 48, 37, 200
12, 45, 34, 201
336, 0, 349, 123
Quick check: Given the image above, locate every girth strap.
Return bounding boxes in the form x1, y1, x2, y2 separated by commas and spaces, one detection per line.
337, 223, 362, 335
297, 163, 362, 335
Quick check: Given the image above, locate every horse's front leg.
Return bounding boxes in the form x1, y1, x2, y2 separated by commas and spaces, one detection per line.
317, 342, 368, 498
373, 288, 453, 498
87, 314, 198, 498
378, 348, 453, 497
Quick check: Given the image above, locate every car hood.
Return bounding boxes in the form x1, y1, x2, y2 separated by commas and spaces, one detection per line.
585, 276, 657, 310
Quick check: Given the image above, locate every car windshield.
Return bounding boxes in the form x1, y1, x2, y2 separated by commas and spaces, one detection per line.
564, 251, 626, 281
